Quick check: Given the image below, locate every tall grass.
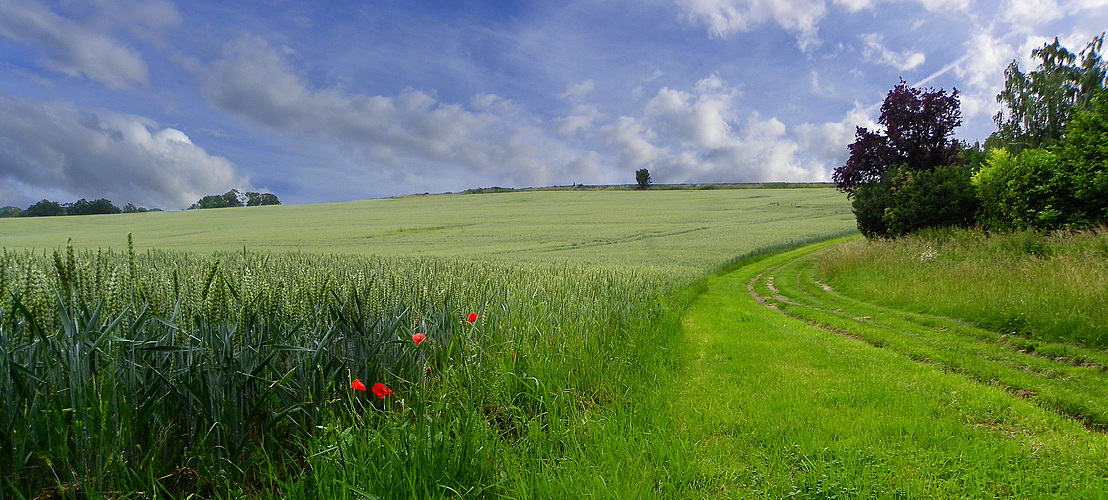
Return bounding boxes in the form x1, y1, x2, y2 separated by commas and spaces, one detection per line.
815, 227, 1108, 348
0, 238, 687, 498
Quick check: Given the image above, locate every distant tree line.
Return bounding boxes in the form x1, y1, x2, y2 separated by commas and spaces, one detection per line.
0, 198, 160, 218
834, 33, 1107, 237
187, 189, 280, 210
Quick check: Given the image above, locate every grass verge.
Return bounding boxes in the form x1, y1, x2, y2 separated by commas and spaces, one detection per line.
677, 238, 1108, 498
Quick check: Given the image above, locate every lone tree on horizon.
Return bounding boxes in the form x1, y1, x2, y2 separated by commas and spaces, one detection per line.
635, 168, 652, 190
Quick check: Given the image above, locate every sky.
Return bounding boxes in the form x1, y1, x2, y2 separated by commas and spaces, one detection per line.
0, 1, 1105, 210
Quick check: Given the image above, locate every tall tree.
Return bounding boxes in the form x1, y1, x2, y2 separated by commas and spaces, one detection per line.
635, 168, 651, 190
994, 33, 1107, 151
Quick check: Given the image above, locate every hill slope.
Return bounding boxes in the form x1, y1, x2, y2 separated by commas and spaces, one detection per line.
0, 188, 854, 275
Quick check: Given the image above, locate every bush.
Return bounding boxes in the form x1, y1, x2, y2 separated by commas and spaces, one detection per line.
851, 164, 977, 238
882, 164, 979, 236
850, 177, 895, 238
973, 148, 1075, 230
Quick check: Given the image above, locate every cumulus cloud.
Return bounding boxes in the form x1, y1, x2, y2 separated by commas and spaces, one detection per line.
0, 0, 178, 88
0, 92, 247, 209
602, 116, 666, 169
599, 75, 826, 183
950, 33, 1016, 120
646, 75, 739, 149
861, 33, 926, 71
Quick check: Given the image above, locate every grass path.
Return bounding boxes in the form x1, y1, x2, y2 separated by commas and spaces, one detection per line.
674, 237, 1108, 498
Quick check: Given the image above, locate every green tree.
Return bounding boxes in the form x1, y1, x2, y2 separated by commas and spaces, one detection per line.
221, 190, 244, 207
994, 33, 1106, 152
68, 198, 121, 215
189, 190, 279, 209
635, 168, 651, 190
1057, 88, 1108, 222
977, 88, 1108, 230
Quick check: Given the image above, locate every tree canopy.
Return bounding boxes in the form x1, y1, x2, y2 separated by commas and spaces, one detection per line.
635, 168, 651, 190
833, 80, 962, 195
994, 33, 1107, 152
188, 190, 281, 210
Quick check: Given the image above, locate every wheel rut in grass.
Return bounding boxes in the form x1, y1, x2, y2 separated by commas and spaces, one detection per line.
746, 237, 1108, 432
675, 236, 1108, 496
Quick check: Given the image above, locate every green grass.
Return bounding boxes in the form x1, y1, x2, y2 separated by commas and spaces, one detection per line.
0, 188, 855, 498
680, 239, 1108, 497
8, 189, 1108, 498
0, 188, 855, 276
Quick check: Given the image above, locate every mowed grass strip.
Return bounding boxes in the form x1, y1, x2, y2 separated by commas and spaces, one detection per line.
754, 237, 1108, 431
678, 241, 1108, 498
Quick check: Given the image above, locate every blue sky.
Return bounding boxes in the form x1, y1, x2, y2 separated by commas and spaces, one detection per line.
1, 0, 1105, 209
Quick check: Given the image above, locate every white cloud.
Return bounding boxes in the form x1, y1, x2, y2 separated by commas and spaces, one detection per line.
1066, 0, 1108, 8
556, 80, 604, 137
917, 0, 971, 10
862, 33, 926, 71
956, 33, 1012, 90
952, 33, 1015, 120
561, 80, 596, 102
832, 0, 877, 11
796, 103, 878, 178
603, 74, 826, 183
677, 0, 827, 51
603, 116, 666, 169
0, 92, 246, 209
1004, 0, 1064, 27
85, 0, 182, 42
646, 80, 737, 150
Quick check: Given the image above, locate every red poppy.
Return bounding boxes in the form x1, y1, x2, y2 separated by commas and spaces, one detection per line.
372, 383, 393, 399
412, 333, 426, 345
467, 312, 479, 323
351, 379, 366, 391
